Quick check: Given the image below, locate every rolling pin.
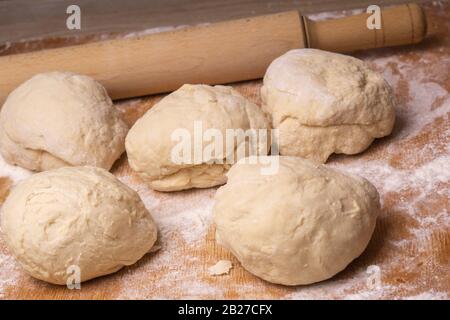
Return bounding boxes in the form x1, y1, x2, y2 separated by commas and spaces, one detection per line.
0, 3, 426, 102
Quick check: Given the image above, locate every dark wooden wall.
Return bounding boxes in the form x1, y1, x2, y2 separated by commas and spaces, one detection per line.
1, 0, 419, 44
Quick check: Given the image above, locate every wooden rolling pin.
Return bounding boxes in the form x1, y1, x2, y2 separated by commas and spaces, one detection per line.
0, 3, 426, 102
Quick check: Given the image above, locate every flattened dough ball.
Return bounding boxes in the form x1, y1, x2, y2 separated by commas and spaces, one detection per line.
1, 166, 157, 285
0, 72, 128, 171
126, 84, 270, 192
261, 49, 396, 163
213, 156, 380, 285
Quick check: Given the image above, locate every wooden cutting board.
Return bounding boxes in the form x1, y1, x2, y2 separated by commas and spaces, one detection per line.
0, 2, 448, 299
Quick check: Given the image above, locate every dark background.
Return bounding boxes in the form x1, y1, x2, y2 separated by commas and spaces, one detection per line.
0, 0, 420, 45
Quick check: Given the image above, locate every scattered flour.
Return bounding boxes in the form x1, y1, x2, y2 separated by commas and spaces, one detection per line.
117, 175, 215, 246
113, 23, 449, 298
112, 62, 449, 298
123, 23, 210, 39
404, 290, 449, 300
307, 8, 364, 21
0, 253, 20, 298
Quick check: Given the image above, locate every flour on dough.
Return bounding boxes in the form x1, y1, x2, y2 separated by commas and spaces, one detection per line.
261, 49, 396, 163
0, 72, 128, 171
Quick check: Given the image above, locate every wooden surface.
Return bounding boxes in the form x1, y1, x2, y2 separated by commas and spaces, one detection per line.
0, 1, 449, 299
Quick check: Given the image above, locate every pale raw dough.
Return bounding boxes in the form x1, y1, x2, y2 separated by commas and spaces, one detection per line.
125, 84, 270, 192
213, 156, 380, 286
0, 166, 157, 285
261, 49, 396, 163
0, 72, 128, 171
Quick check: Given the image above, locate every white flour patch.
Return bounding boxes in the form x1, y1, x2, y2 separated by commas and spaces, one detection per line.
307, 8, 364, 21
0, 156, 32, 295
332, 155, 450, 196
283, 265, 397, 300
117, 175, 215, 245
404, 290, 448, 300
371, 56, 450, 141
331, 154, 450, 243
115, 245, 224, 299
123, 23, 210, 39
123, 25, 187, 38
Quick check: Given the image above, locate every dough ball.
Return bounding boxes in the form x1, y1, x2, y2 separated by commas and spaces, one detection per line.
213, 156, 379, 285
1, 166, 157, 285
126, 84, 270, 192
261, 49, 396, 163
0, 72, 128, 171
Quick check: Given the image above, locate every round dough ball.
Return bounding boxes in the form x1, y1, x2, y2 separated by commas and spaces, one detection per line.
213, 156, 379, 285
261, 49, 396, 163
126, 84, 270, 192
0, 72, 128, 171
1, 166, 157, 285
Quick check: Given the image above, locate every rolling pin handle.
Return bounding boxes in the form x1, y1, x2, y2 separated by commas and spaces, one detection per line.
302, 3, 427, 52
